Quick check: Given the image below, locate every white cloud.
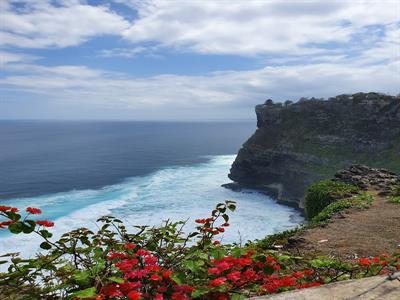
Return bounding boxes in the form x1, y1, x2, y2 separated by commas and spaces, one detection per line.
1, 1, 399, 119
1, 54, 399, 115
97, 46, 162, 58
0, 50, 39, 66
0, 0, 130, 48
122, 0, 400, 56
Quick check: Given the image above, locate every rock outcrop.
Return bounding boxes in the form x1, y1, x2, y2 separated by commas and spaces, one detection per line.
334, 165, 400, 196
227, 92, 400, 208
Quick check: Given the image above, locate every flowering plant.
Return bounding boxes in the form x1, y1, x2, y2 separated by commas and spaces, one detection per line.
0, 202, 399, 300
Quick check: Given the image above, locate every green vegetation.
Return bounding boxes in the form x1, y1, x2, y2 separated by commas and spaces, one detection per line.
310, 192, 373, 225
1, 200, 399, 300
388, 184, 400, 204
304, 180, 359, 219
255, 191, 374, 250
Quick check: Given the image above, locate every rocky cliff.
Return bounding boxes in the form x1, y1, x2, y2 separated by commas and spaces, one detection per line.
227, 92, 400, 208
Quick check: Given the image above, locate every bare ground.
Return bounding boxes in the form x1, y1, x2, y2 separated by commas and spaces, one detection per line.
286, 189, 400, 260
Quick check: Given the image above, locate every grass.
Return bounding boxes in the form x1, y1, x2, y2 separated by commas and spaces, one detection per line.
304, 180, 359, 219
388, 196, 400, 204
388, 185, 400, 204
256, 191, 375, 249
310, 192, 373, 225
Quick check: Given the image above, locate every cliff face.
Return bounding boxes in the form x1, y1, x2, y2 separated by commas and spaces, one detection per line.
228, 92, 400, 208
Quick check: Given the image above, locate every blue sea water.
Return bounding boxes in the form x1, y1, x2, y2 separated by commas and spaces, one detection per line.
0, 121, 303, 259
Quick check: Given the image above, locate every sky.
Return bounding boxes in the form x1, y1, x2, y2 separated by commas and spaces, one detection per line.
0, 0, 399, 121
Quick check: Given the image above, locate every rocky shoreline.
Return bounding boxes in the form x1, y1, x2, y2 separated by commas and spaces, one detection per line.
225, 92, 400, 208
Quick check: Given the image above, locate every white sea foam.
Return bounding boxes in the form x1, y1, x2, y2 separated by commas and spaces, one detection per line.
0, 155, 303, 271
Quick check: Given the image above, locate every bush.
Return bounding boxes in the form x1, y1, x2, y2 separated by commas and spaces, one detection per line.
391, 185, 400, 196
304, 180, 359, 219
388, 185, 400, 204
1, 202, 399, 300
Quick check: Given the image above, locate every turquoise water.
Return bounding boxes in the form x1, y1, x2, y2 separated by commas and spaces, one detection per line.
0, 155, 303, 261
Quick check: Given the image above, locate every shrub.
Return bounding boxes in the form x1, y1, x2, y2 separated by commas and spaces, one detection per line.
304, 180, 359, 219
391, 185, 400, 196
388, 196, 400, 204
388, 185, 400, 204
1, 202, 399, 300
310, 199, 353, 224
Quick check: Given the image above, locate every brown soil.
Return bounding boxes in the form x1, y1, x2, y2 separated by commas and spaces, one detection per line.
286, 189, 400, 260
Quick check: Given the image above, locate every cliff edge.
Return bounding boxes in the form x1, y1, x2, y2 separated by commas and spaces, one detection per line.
228, 92, 400, 208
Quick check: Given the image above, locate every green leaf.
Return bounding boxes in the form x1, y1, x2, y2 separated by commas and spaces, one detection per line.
171, 273, 184, 285
191, 287, 208, 298
211, 249, 226, 260
71, 287, 97, 299
227, 202, 236, 212
184, 259, 204, 272
40, 242, 52, 250
22, 222, 35, 234
231, 294, 245, 300
262, 265, 274, 275
231, 248, 246, 258
73, 271, 90, 285
8, 222, 23, 234
39, 229, 53, 238
222, 214, 229, 222
6, 212, 21, 221
107, 276, 124, 284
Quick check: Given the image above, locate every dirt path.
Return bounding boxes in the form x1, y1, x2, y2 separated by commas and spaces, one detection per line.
287, 189, 400, 259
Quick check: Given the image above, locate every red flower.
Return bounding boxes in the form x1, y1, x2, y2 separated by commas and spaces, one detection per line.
145, 265, 161, 272
175, 285, 195, 293
100, 284, 124, 297
0, 220, 14, 228
215, 261, 230, 271
162, 270, 172, 278
291, 271, 304, 279
115, 258, 139, 271
0, 206, 18, 212
358, 258, 371, 266
144, 255, 158, 265
266, 256, 276, 264
297, 282, 321, 289
210, 277, 227, 287
195, 219, 206, 224
372, 257, 380, 263
119, 281, 141, 293
107, 252, 126, 260
0, 205, 11, 212
213, 241, 221, 245
124, 243, 136, 250
26, 207, 42, 214
218, 227, 225, 233
127, 291, 141, 300
303, 268, 314, 276
208, 267, 221, 275
226, 271, 241, 282
149, 274, 162, 281
171, 292, 189, 300
36, 220, 54, 227
155, 294, 163, 300
273, 264, 281, 271
137, 249, 150, 256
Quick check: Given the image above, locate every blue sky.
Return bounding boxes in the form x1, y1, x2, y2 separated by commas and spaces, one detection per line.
0, 0, 399, 120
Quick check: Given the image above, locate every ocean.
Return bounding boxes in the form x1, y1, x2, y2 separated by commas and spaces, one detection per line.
0, 121, 303, 259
